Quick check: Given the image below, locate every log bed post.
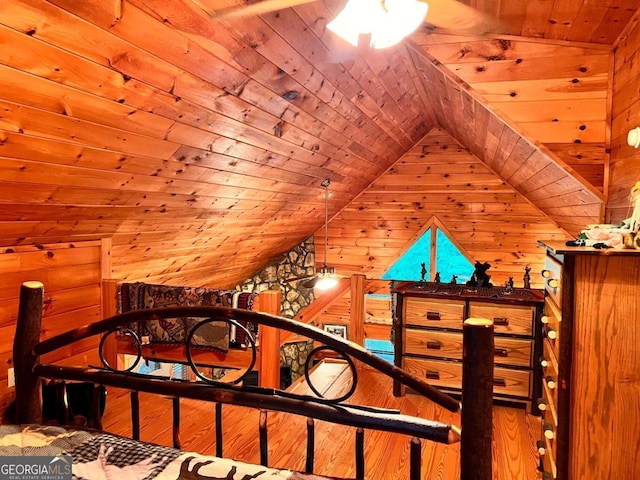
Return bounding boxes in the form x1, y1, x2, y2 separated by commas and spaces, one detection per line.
13, 281, 45, 424
256, 290, 282, 388
461, 317, 494, 480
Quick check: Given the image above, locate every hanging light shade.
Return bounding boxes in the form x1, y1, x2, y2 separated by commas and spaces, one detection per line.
327, 0, 428, 49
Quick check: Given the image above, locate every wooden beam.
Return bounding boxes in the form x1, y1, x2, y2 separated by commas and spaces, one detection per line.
257, 290, 281, 389
350, 274, 366, 346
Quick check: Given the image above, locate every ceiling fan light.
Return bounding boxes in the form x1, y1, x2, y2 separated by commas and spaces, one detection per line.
327, 0, 378, 47
370, 0, 428, 49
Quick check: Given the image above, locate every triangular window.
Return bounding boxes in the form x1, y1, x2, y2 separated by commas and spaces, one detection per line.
381, 217, 473, 283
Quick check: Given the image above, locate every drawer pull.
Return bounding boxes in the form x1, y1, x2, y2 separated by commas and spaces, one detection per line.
545, 375, 556, 390
493, 317, 509, 326
426, 370, 440, 380
493, 377, 507, 387
537, 440, 546, 456
544, 327, 557, 340
536, 397, 547, 412
426, 340, 442, 350
426, 311, 441, 321
540, 356, 548, 368
540, 315, 549, 324
494, 348, 509, 357
541, 269, 551, 278
547, 278, 559, 289
543, 422, 554, 440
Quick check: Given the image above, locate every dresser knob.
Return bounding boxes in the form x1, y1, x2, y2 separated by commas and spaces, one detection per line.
547, 278, 559, 289
536, 397, 547, 411
540, 356, 548, 368
543, 422, 555, 440
540, 315, 549, 324
537, 439, 546, 456
545, 328, 557, 340
545, 375, 556, 389
541, 269, 551, 278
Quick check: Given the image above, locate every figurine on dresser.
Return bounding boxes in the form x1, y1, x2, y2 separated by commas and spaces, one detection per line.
523, 266, 531, 289
466, 261, 493, 288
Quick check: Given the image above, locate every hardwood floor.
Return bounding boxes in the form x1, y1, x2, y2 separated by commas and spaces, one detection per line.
100, 361, 540, 480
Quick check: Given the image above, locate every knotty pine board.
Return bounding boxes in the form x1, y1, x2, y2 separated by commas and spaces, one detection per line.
0, 241, 104, 418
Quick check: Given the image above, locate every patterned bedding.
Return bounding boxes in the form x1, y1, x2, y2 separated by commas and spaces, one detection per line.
0, 425, 337, 480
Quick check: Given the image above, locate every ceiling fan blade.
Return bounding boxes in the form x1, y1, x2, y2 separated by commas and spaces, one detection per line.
284, 274, 316, 284
421, 0, 501, 35
301, 276, 320, 289
201, 0, 316, 20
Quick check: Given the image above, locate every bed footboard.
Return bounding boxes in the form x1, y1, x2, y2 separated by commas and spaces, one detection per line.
13, 281, 496, 480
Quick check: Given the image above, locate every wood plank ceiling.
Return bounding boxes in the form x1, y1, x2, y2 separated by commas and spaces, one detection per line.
0, 0, 637, 288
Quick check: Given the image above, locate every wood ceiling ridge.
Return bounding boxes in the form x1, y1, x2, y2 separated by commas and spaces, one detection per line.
126, 0, 415, 154
405, 46, 601, 234
613, 5, 640, 50
408, 43, 605, 201
303, 3, 433, 125
0, 4, 396, 172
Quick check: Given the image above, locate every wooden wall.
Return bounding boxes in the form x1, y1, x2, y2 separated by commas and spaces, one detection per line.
0, 240, 106, 419
413, 33, 611, 194
609, 14, 640, 221
317, 128, 569, 291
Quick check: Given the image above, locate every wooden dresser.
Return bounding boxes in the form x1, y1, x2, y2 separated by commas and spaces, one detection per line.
391, 281, 544, 412
537, 242, 640, 480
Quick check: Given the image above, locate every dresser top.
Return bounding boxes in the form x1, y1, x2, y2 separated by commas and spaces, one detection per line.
539, 240, 640, 256
391, 281, 544, 303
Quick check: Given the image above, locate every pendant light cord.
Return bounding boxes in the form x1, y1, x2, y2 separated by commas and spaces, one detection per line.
321, 178, 330, 268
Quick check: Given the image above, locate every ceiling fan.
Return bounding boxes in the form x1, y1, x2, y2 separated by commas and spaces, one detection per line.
197, 0, 499, 37
285, 178, 344, 290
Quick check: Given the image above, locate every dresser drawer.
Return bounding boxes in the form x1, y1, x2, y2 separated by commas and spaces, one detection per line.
404, 329, 464, 359
403, 297, 465, 329
404, 329, 533, 367
402, 357, 462, 390
541, 434, 558, 479
402, 357, 531, 398
541, 339, 559, 424
495, 336, 533, 367
542, 297, 561, 360
542, 255, 562, 306
493, 367, 531, 398
468, 302, 534, 336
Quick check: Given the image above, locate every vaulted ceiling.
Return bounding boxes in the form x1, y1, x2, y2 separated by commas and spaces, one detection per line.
0, 0, 638, 287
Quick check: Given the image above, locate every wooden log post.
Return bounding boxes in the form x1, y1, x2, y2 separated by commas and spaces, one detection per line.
257, 290, 282, 388
13, 281, 45, 424
461, 317, 494, 480
101, 279, 120, 370
350, 274, 366, 346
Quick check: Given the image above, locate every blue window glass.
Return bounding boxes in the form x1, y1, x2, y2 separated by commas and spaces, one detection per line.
436, 229, 473, 284
381, 228, 431, 281
381, 226, 473, 283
